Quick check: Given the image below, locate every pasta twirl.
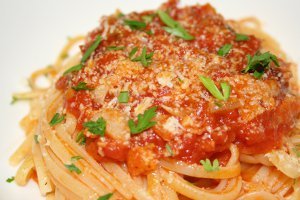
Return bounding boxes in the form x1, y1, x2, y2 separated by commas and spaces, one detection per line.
10, 1, 300, 199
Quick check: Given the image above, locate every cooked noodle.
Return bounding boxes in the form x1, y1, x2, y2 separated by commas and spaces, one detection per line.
9, 1, 299, 199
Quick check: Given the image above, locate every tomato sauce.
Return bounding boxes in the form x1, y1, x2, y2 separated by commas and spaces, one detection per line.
55, 1, 299, 175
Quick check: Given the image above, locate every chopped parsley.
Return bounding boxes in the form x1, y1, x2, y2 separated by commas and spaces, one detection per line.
10, 96, 30, 105
10, 96, 18, 105
124, 20, 146, 30
97, 193, 113, 200
157, 10, 194, 40
165, 144, 174, 156
83, 117, 106, 136
60, 53, 69, 59
6, 176, 15, 183
128, 106, 157, 134
107, 46, 125, 51
49, 113, 65, 127
72, 82, 93, 91
145, 30, 153, 35
142, 14, 156, 23
71, 156, 82, 162
131, 47, 154, 67
118, 12, 125, 18
235, 33, 249, 42
76, 131, 86, 145
81, 35, 102, 63
242, 52, 279, 79
63, 35, 102, 75
118, 91, 129, 103
217, 44, 232, 57
34, 135, 39, 144
129, 47, 139, 59
64, 163, 81, 174
199, 76, 231, 101
200, 159, 220, 172
63, 64, 83, 76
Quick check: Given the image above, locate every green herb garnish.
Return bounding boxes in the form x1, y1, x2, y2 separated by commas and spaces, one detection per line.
118, 91, 129, 103
64, 163, 81, 174
129, 47, 139, 59
200, 159, 220, 172
131, 47, 154, 67
60, 53, 69, 59
145, 30, 153, 35
63, 35, 102, 75
72, 82, 93, 91
199, 76, 231, 101
81, 35, 102, 63
235, 33, 249, 42
34, 135, 39, 144
76, 131, 86, 145
6, 176, 15, 183
128, 106, 157, 134
71, 156, 82, 162
217, 44, 232, 57
242, 52, 279, 79
165, 144, 174, 156
107, 46, 125, 51
142, 14, 156, 23
98, 193, 113, 200
49, 113, 65, 127
11, 96, 18, 105
63, 64, 83, 76
83, 117, 106, 136
124, 20, 146, 30
157, 10, 194, 40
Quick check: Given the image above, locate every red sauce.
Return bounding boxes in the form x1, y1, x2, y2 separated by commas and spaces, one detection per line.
56, 1, 299, 175
102, 139, 129, 162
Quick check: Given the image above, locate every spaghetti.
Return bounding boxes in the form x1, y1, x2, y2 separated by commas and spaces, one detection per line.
10, 0, 300, 199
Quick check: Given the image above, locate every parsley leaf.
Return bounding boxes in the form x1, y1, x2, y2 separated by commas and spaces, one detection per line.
10, 96, 18, 105
165, 144, 174, 156
34, 135, 39, 144
235, 33, 249, 42
118, 91, 129, 103
81, 35, 102, 63
107, 46, 125, 51
72, 82, 93, 91
49, 113, 65, 127
217, 44, 232, 57
63, 35, 102, 75
10, 95, 31, 105
145, 30, 153, 35
124, 20, 146, 30
6, 176, 15, 183
129, 47, 139, 59
200, 159, 220, 172
63, 64, 83, 76
71, 156, 82, 162
83, 117, 106, 136
64, 163, 81, 174
128, 106, 157, 134
157, 10, 194, 40
199, 76, 231, 101
142, 14, 156, 23
131, 47, 154, 67
98, 193, 113, 200
76, 131, 86, 145
242, 52, 279, 79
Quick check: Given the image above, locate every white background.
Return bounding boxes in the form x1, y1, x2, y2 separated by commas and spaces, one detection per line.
0, 0, 299, 199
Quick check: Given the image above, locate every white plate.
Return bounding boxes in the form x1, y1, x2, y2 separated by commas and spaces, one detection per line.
0, 0, 299, 199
